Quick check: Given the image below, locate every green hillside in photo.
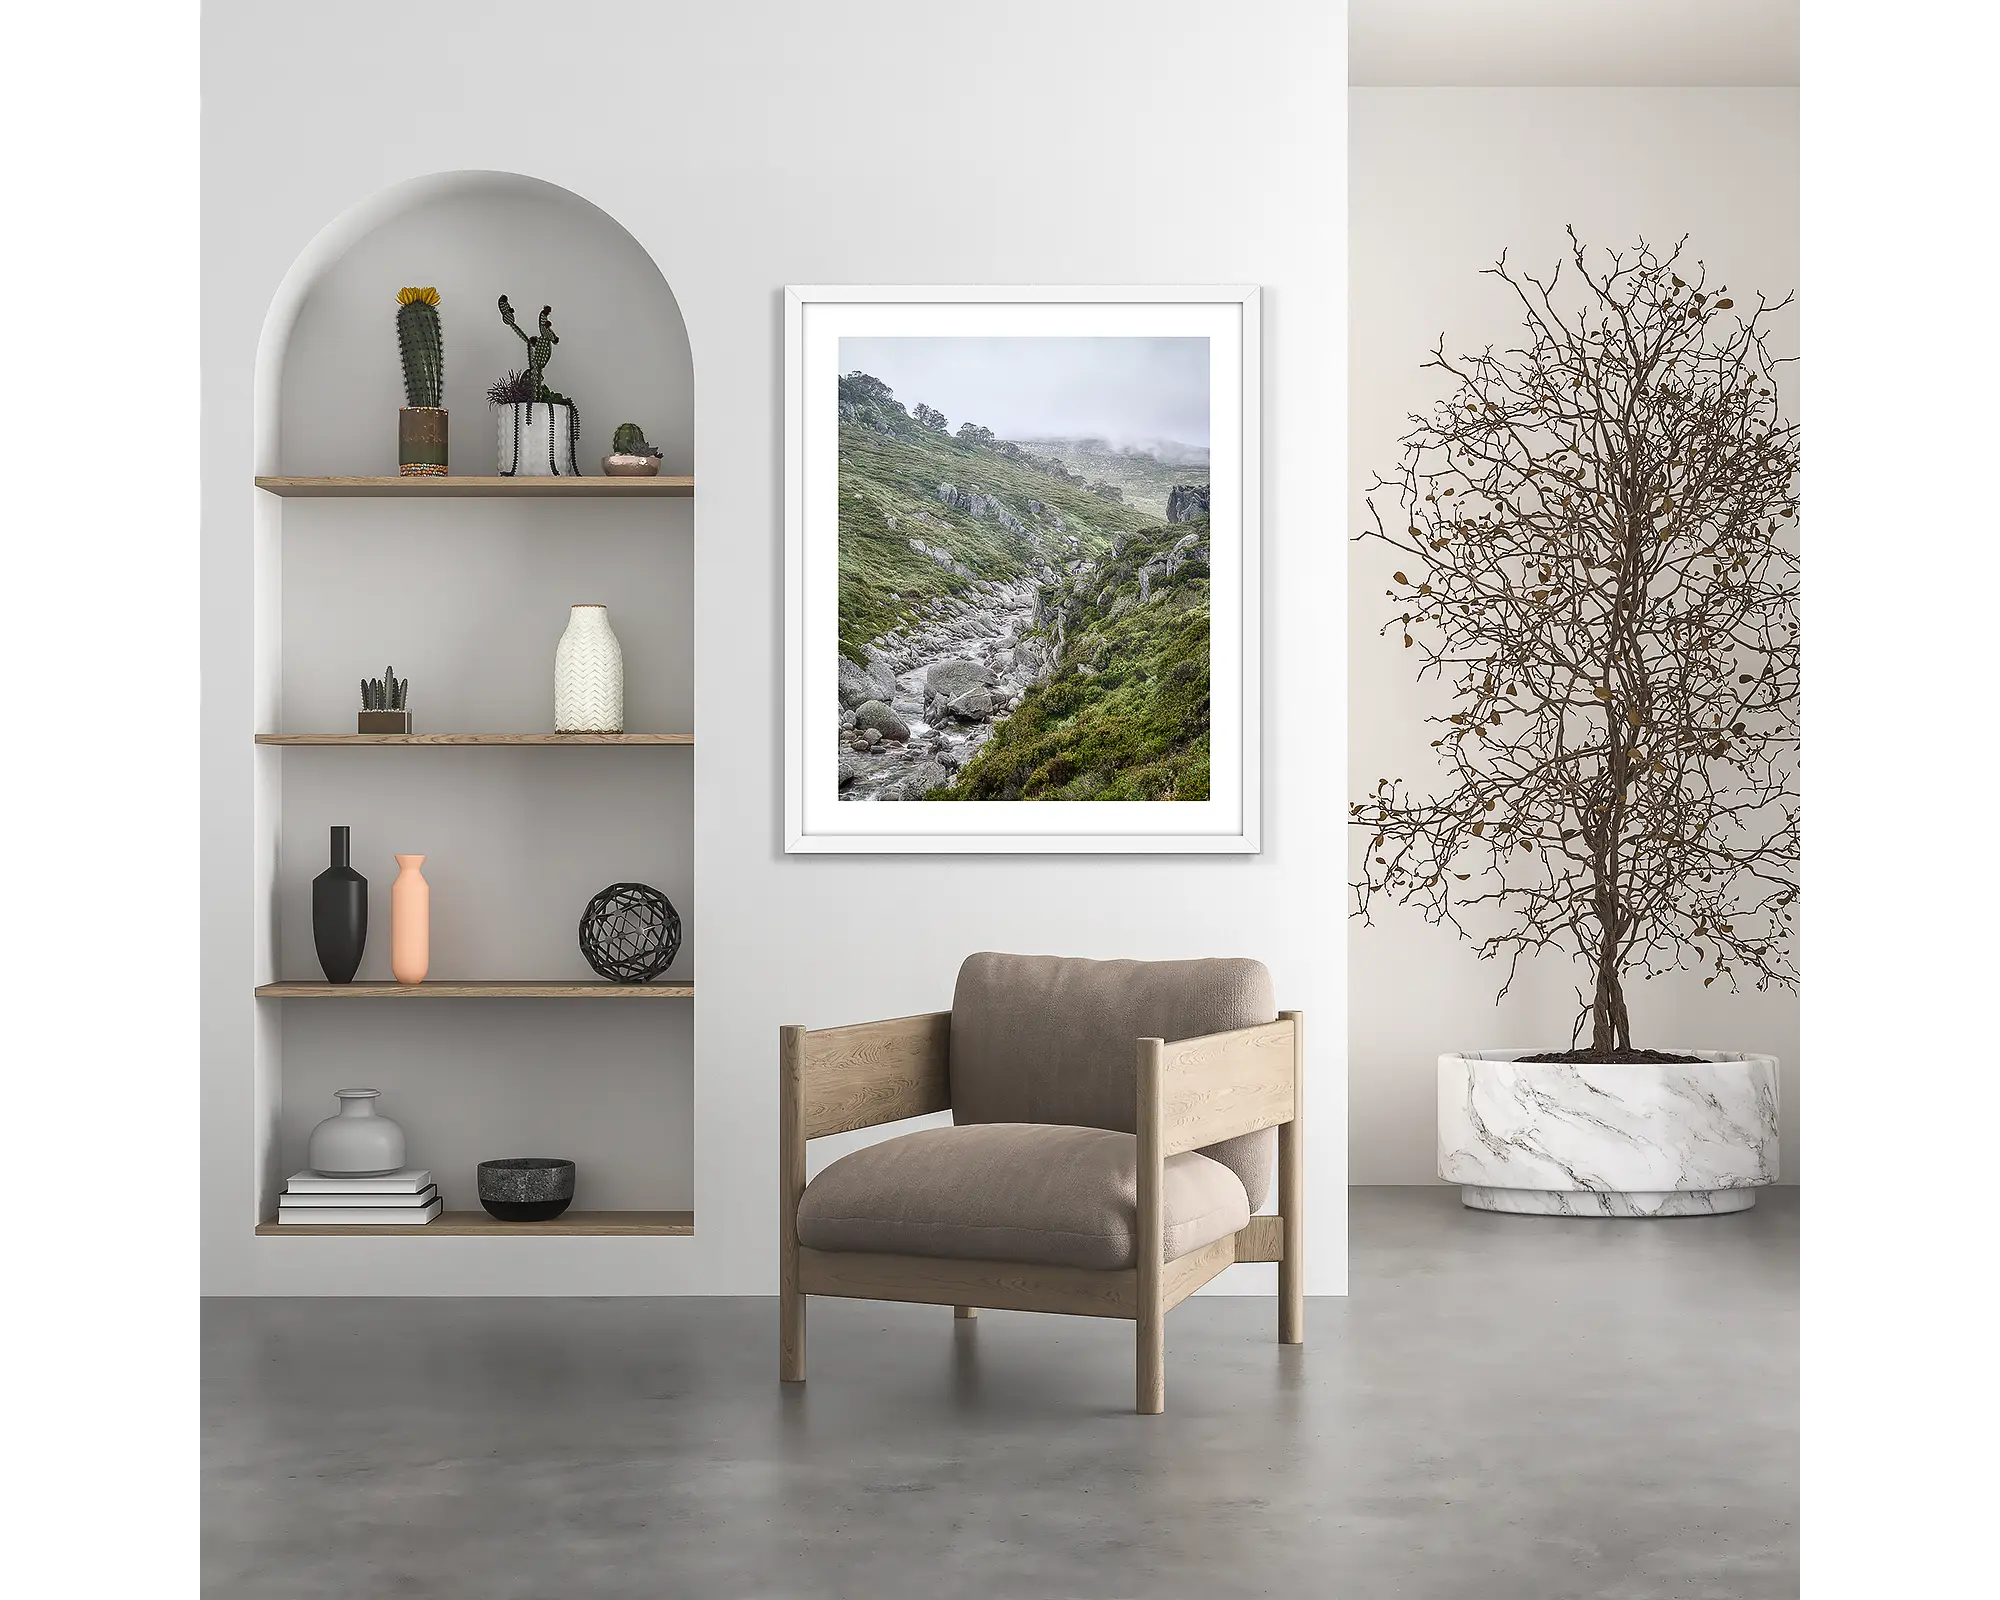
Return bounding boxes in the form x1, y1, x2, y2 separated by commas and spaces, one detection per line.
944, 516, 1212, 802
835, 421, 1147, 659
835, 368, 1213, 803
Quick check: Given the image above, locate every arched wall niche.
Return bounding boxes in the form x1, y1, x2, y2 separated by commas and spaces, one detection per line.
257, 170, 694, 475
245, 170, 698, 1226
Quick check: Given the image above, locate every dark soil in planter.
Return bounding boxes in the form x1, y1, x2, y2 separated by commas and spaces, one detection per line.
1515, 1046, 1708, 1065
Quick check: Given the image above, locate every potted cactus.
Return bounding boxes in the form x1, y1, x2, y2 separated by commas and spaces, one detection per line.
358, 667, 411, 733
603, 422, 663, 477
491, 295, 579, 476
395, 288, 447, 476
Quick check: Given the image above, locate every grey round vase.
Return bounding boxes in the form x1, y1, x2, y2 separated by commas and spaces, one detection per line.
308, 1089, 405, 1177
477, 1158, 576, 1222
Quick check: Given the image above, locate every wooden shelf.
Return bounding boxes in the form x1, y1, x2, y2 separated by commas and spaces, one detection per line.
257, 1209, 695, 1237
255, 732, 693, 746
256, 980, 694, 999
256, 475, 693, 497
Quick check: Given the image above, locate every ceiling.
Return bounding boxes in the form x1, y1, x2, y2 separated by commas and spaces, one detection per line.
1349, 0, 1798, 86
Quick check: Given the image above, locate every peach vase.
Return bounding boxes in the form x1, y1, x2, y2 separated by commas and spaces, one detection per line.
390, 854, 430, 984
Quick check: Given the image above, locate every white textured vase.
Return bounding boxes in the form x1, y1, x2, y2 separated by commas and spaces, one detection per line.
307, 1089, 406, 1178
554, 604, 625, 733
1438, 1050, 1779, 1216
497, 400, 579, 476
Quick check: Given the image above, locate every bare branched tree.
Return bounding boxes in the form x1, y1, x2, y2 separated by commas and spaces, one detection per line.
1352, 230, 1799, 1057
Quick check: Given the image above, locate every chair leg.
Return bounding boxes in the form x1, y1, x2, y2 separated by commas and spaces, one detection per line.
780, 1278, 805, 1382
779, 1026, 806, 1382
1136, 1036, 1166, 1413
954, 1305, 978, 1319
1136, 1303, 1165, 1413
1278, 1009, 1305, 1346
1277, 1228, 1303, 1345
1278, 1122, 1304, 1346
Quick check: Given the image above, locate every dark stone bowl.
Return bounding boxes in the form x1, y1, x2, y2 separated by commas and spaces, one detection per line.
477, 1157, 577, 1222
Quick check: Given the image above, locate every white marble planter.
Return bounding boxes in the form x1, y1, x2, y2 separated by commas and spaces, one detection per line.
1438, 1050, 1779, 1217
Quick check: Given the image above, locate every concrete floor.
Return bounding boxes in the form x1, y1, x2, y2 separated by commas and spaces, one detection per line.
204, 1186, 1796, 1598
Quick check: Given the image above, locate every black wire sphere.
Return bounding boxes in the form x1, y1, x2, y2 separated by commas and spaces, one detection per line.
578, 882, 682, 983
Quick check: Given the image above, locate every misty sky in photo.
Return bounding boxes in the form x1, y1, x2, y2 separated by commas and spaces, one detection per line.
839, 336, 1209, 448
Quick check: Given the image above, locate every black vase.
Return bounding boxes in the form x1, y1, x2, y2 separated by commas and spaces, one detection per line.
312, 825, 368, 983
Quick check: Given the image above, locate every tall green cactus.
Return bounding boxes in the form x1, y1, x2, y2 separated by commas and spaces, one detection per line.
498, 296, 566, 403
396, 287, 444, 409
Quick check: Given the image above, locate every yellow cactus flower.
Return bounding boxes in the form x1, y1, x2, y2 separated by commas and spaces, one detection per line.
396, 286, 440, 306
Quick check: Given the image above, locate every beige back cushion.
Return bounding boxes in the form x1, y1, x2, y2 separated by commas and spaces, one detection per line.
950, 952, 1276, 1209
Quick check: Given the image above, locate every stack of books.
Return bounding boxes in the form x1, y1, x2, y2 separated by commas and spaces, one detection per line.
277, 1168, 441, 1225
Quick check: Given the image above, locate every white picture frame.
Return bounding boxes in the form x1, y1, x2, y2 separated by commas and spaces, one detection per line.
784, 284, 1261, 854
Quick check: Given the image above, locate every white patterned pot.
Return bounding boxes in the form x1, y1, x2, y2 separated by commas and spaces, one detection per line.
554, 604, 624, 733
497, 400, 579, 476
1438, 1050, 1779, 1216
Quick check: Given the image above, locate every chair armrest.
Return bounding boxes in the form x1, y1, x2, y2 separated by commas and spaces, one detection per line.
781, 1012, 952, 1140
1144, 1015, 1299, 1158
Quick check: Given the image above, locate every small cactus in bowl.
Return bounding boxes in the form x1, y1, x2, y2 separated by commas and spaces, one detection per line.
604, 422, 663, 477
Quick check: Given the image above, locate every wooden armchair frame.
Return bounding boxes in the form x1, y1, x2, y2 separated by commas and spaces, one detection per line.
779, 1009, 1303, 1414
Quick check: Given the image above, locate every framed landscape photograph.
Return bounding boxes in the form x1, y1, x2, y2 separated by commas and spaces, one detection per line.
784, 285, 1260, 853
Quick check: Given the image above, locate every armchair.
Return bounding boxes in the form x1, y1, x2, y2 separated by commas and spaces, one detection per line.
780, 953, 1304, 1414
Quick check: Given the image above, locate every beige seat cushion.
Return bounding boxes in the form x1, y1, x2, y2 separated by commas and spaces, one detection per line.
795, 1123, 1251, 1271
951, 952, 1278, 1209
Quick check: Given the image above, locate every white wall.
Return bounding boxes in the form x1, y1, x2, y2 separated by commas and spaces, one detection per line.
202, 0, 1346, 1294
1348, 89, 1800, 1183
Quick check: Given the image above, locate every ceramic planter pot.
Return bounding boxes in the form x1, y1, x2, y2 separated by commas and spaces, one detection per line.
398, 406, 448, 475
497, 400, 579, 476
1437, 1050, 1779, 1216
601, 453, 661, 476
